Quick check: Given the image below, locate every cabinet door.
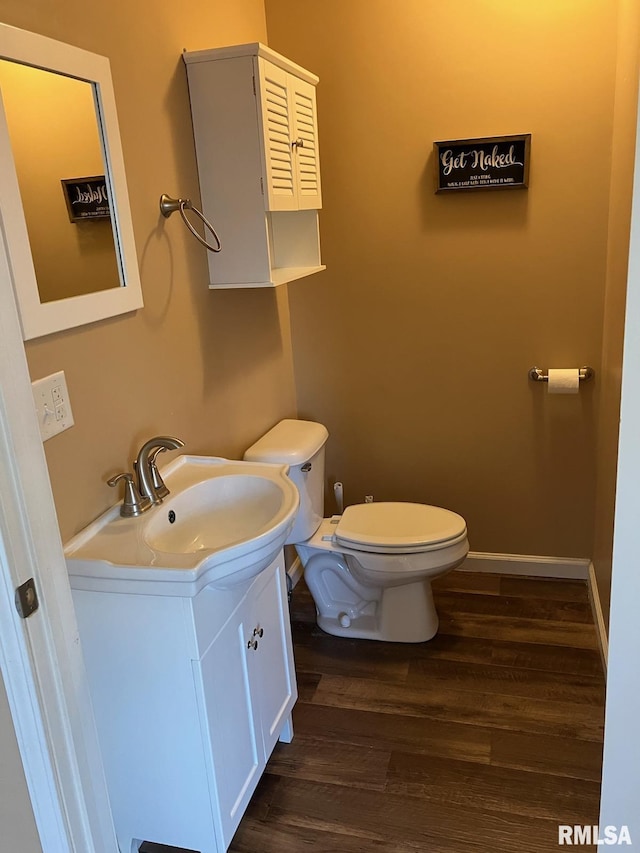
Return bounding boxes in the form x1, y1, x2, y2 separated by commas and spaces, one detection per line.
257, 58, 298, 212
197, 612, 261, 849
289, 75, 322, 210
249, 562, 297, 759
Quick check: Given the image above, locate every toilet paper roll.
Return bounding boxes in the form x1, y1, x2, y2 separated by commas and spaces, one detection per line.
548, 368, 580, 394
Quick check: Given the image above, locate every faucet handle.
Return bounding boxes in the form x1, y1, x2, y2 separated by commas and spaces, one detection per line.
107, 472, 151, 518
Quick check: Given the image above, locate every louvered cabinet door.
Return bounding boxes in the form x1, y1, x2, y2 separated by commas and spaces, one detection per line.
257, 58, 298, 211
289, 75, 322, 210
257, 58, 322, 213
184, 43, 325, 286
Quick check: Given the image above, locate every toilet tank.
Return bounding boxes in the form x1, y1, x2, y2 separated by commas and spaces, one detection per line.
244, 419, 329, 544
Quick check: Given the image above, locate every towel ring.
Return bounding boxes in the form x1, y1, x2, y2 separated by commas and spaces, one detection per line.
159, 193, 222, 253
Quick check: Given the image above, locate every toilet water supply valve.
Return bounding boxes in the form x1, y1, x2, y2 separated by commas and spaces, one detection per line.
334, 482, 373, 513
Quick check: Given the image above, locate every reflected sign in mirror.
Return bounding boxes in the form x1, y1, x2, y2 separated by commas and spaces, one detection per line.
0, 24, 143, 339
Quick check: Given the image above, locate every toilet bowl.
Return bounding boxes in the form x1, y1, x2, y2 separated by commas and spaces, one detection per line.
244, 419, 469, 643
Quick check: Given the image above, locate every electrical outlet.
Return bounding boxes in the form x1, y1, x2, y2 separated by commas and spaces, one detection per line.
32, 370, 74, 441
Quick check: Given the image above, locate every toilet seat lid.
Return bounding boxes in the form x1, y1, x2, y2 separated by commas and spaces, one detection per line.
334, 502, 467, 553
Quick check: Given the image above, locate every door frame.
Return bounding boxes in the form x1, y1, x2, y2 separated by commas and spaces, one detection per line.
599, 66, 640, 839
0, 174, 117, 851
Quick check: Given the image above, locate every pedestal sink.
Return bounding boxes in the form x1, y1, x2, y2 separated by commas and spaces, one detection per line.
65, 455, 299, 594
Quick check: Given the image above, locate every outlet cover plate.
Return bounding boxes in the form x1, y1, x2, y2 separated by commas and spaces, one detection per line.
32, 370, 74, 441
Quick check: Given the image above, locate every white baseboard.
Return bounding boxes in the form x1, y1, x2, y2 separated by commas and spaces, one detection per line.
587, 561, 609, 674
287, 555, 304, 589
458, 551, 590, 579
290, 550, 591, 583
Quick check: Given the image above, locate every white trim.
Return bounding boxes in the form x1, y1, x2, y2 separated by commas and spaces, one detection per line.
457, 550, 590, 579
0, 56, 117, 852
0, 538, 69, 848
587, 562, 609, 675
600, 53, 640, 834
286, 554, 304, 589
289, 549, 591, 585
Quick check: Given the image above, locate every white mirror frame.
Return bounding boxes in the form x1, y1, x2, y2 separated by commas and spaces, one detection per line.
0, 24, 143, 339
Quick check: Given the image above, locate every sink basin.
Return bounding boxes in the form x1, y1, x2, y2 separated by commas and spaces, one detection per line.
65, 455, 299, 595
145, 475, 286, 554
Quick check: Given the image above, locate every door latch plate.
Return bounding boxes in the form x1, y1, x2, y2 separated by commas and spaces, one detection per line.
15, 578, 39, 619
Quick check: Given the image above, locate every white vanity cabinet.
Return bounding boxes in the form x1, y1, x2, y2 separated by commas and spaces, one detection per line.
183, 42, 325, 288
71, 553, 296, 853
195, 560, 295, 847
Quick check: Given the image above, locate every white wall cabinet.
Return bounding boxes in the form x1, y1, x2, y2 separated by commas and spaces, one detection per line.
183, 42, 325, 288
71, 554, 297, 853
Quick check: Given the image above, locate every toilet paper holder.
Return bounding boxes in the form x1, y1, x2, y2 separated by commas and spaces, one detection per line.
528, 366, 594, 383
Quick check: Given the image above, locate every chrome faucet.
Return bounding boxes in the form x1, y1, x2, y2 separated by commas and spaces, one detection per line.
135, 435, 185, 505
107, 472, 150, 518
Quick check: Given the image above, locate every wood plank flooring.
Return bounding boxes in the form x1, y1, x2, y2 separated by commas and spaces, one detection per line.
229, 572, 605, 852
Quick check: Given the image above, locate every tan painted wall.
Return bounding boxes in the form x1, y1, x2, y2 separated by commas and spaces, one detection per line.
266, 0, 623, 558
0, 0, 297, 542
592, 0, 640, 628
1, 0, 634, 569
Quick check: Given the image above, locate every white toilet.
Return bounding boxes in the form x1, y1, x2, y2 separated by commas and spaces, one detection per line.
244, 419, 469, 643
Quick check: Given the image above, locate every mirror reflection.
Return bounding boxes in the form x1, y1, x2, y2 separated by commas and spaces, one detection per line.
0, 60, 121, 304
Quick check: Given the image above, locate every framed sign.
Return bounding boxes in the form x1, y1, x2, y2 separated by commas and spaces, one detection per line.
434, 134, 531, 193
61, 175, 111, 222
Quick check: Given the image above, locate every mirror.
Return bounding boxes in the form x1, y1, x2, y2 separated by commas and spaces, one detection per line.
0, 61, 120, 305
0, 24, 143, 339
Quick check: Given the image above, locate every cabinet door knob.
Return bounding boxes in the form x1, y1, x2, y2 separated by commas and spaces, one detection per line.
292, 138, 305, 148
247, 638, 258, 651
253, 626, 264, 638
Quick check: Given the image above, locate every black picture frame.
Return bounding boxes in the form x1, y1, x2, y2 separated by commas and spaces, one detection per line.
434, 134, 531, 194
61, 176, 111, 222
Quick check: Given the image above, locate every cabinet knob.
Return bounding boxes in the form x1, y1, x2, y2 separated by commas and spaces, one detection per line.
247, 638, 258, 651
253, 626, 264, 638
292, 138, 305, 149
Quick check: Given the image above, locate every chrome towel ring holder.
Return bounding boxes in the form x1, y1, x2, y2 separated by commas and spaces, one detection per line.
159, 193, 222, 253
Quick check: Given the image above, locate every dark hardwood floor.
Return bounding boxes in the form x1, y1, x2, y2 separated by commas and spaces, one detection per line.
229, 571, 605, 852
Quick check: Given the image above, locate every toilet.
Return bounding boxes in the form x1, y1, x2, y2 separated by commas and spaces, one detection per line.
244, 419, 469, 642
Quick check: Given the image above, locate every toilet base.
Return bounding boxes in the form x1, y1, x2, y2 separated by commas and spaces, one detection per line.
316, 579, 440, 643
298, 535, 461, 643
